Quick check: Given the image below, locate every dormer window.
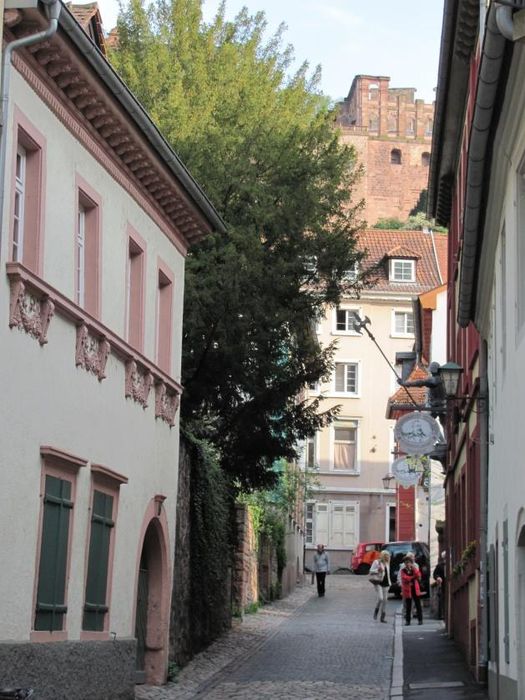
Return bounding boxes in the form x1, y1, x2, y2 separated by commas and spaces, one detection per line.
343, 261, 359, 281
389, 258, 415, 282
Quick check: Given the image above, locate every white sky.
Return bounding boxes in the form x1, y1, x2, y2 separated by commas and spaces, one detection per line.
93, 0, 445, 103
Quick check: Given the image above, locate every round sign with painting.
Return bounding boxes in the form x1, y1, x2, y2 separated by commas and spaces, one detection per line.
394, 411, 441, 455
391, 457, 423, 487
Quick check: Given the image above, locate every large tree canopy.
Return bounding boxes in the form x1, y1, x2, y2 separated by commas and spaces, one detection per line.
111, 0, 365, 488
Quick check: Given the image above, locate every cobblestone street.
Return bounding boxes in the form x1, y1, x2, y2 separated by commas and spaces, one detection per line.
136, 575, 396, 700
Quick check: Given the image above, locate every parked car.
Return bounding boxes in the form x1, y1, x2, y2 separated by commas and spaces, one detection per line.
351, 542, 383, 574
381, 541, 430, 597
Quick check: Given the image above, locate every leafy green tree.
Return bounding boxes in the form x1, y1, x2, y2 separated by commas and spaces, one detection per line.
111, 0, 365, 489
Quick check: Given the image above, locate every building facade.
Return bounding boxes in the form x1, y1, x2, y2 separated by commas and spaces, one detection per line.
0, 2, 223, 697
429, 0, 525, 694
303, 228, 446, 571
336, 75, 434, 226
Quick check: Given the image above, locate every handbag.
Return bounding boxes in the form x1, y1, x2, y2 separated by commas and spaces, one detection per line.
368, 562, 383, 584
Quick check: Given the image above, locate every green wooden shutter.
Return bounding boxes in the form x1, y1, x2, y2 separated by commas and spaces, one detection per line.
83, 490, 114, 631
35, 475, 73, 631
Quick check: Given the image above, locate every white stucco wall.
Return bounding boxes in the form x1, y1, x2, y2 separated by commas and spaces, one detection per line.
0, 68, 184, 640
476, 45, 525, 690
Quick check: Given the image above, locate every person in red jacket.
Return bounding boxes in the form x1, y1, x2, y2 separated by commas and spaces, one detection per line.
401, 555, 423, 625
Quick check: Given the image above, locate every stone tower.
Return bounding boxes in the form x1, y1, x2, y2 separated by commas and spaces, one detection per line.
337, 75, 435, 226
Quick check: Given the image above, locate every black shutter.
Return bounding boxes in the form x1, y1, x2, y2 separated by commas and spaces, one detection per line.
83, 490, 114, 631
34, 475, 72, 631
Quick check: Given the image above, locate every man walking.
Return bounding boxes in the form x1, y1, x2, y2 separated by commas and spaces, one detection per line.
313, 543, 330, 597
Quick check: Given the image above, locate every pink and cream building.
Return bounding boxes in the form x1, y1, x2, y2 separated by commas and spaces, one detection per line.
303, 228, 447, 571
0, 2, 223, 697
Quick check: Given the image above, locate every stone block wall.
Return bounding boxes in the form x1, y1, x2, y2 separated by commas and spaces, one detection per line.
337, 74, 434, 225
0, 639, 136, 699
232, 504, 259, 613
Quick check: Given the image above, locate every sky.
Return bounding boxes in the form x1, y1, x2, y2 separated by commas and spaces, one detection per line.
94, 0, 445, 104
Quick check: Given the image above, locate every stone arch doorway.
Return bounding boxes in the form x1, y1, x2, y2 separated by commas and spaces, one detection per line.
516, 510, 525, 699
134, 498, 171, 685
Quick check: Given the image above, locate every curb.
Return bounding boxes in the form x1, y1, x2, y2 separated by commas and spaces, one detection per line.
390, 607, 404, 699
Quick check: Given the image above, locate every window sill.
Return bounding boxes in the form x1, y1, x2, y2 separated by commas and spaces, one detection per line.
30, 630, 68, 642
318, 470, 361, 476
331, 331, 361, 337
7, 262, 181, 426
326, 393, 360, 399
390, 333, 415, 339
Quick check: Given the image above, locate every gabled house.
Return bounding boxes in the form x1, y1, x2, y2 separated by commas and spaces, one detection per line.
0, 1, 224, 696
303, 228, 446, 571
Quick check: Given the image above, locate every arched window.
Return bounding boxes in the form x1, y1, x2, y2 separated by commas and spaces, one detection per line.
425, 119, 433, 136
406, 118, 415, 136
391, 149, 402, 165
369, 113, 379, 132
421, 152, 430, 167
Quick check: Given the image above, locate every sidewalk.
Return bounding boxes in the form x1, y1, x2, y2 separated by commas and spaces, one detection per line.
392, 611, 489, 699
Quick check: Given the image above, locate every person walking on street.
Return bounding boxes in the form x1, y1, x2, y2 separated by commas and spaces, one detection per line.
369, 550, 391, 623
401, 555, 423, 625
433, 551, 446, 620
313, 543, 330, 597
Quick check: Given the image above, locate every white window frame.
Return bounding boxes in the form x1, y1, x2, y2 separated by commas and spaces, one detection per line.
389, 258, 415, 282
332, 360, 360, 396
12, 144, 26, 262
333, 307, 361, 335
385, 503, 396, 543
329, 418, 360, 473
391, 309, 415, 337
307, 501, 360, 550
343, 261, 359, 282
305, 501, 315, 545
76, 203, 86, 307
329, 501, 359, 549
303, 432, 319, 471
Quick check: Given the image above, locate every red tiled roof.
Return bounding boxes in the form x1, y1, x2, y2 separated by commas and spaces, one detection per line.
66, 3, 107, 55
67, 2, 99, 27
386, 365, 429, 419
357, 229, 443, 294
386, 245, 420, 259
432, 232, 448, 284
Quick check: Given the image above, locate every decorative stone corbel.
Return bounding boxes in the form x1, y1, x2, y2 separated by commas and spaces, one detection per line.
155, 382, 180, 427
75, 324, 111, 381
9, 276, 55, 345
125, 359, 154, 408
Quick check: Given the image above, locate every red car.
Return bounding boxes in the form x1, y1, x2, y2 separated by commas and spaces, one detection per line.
351, 542, 383, 574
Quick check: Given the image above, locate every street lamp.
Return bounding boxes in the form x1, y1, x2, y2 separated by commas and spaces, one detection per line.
437, 362, 464, 398
382, 473, 395, 489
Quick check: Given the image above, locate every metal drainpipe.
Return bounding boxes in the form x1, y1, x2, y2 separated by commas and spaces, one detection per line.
0, 0, 61, 258
478, 342, 490, 679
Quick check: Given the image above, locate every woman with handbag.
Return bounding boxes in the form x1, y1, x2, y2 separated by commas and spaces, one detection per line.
369, 550, 391, 622
401, 555, 423, 625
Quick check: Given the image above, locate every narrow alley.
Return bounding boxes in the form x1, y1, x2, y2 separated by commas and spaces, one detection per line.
133, 577, 391, 699
137, 575, 489, 700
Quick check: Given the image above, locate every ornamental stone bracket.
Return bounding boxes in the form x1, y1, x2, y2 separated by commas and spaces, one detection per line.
9, 276, 55, 345
75, 323, 111, 381
125, 359, 154, 408
155, 382, 180, 427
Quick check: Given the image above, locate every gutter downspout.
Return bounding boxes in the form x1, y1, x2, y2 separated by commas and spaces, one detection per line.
478, 341, 490, 680
457, 5, 507, 327
0, 0, 61, 258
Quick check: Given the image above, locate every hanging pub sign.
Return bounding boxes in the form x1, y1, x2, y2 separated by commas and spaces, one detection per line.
391, 457, 422, 487
394, 411, 442, 456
